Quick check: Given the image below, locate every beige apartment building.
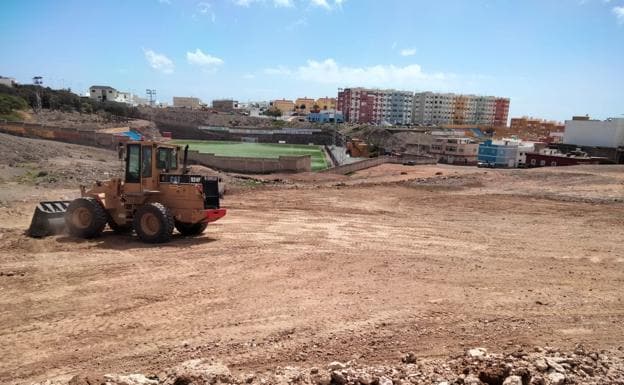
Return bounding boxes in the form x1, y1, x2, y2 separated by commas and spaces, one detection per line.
271, 99, 295, 114
173, 97, 201, 109
315, 97, 336, 110
294, 97, 316, 114
430, 137, 479, 165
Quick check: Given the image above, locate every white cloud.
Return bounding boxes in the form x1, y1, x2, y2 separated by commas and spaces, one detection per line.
274, 0, 294, 7
186, 49, 224, 69
158, 0, 171, 4
310, 0, 330, 8
264, 58, 454, 89
264, 65, 292, 75
400, 48, 417, 57
143, 49, 174, 74
197, 2, 216, 22
232, 0, 294, 6
309, 0, 344, 9
243, 73, 256, 79
198, 2, 211, 13
613, 6, 624, 23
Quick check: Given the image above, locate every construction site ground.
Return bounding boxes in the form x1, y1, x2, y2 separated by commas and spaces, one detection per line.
1, 134, 623, 384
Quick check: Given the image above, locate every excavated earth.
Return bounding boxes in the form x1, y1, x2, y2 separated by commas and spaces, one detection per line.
0, 135, 623, 384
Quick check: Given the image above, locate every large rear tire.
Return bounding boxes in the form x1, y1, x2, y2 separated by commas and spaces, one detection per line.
175, 221, 207, 236
65, 197, 107, 239
133, 203, 174, 243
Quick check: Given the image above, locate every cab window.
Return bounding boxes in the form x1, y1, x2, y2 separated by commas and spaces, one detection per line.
142, 146, 152, 178
157, 148, 177, 170
125, 144, 140, 183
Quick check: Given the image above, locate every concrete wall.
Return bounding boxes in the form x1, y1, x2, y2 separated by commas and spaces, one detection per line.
0, 121, 127, 149
188, 150, 311, 174
152, 122, 337, 146
564, 118, 624, 148
321, 155, 435, 175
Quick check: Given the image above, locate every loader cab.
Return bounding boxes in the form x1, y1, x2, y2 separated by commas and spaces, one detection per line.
124, 142, 182, 193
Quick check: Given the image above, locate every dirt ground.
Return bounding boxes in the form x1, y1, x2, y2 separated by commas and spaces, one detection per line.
1, 136, 624, 384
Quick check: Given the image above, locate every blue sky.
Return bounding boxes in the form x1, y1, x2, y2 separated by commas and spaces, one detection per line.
0, 0, 622, 121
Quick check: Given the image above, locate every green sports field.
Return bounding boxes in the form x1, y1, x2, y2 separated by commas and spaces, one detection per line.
171, 140, 328, 171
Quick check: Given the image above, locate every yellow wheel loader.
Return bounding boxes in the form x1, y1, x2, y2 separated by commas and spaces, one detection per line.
27, 141, 226, 243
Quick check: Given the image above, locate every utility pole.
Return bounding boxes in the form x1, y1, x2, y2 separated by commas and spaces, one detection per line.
32, 76, 43, 113
146, 89, 157, 107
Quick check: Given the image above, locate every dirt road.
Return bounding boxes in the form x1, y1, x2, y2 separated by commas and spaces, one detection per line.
1, 166, 624, 384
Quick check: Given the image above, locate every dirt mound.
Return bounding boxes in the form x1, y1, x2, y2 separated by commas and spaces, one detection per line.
0, 132, 121, 188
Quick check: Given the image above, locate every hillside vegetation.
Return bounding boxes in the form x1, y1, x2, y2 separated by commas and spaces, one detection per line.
0, 84, 139, 121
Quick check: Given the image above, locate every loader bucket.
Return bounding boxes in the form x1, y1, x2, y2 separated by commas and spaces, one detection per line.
27, 201, 71, 238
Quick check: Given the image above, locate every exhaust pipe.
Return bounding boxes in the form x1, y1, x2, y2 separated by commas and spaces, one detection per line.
183, 144, 189, 174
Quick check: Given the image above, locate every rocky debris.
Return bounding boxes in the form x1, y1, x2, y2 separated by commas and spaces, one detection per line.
548, 371, 565, 385
33, 346, 624, 385
401, 352, 417, 364
103, 374, 159, 385
327, 361, 347, 371
161, 359, 232, 385
467, 348, 488, 359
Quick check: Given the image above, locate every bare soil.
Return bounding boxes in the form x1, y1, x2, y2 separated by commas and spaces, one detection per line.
0, 136, 623, 384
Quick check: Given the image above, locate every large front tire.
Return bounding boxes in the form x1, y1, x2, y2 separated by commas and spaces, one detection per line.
133, 203, 174, 243
175, 221, 208, 236
65, 197, 107, 239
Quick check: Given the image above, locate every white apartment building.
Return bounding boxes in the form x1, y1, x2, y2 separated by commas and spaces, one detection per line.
413, 92, 455, 125
473, 96, 497, 125
89, 85, 119, 102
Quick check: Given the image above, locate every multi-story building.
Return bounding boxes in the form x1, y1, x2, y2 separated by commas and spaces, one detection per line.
510, 117, 564, 136
478, 138, 538, 168
430, 137, 479, 165
412, 92, 455, 125
493, 98, 510, 126
212, 99, 238, 112
89, 85, 119, 102
337, 88, 413, 125
315, 97, 336, 111
294, 97, 316, 114
173, 97, 201, 109
271, 99, 295, 114
412, 92, 509, 127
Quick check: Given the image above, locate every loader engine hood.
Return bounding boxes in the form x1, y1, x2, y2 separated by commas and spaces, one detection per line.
158, 174, 221, 209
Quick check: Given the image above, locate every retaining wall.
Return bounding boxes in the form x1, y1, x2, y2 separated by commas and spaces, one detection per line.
0, 121, 129, 149
188, 150, 311, 174
153, 121, 337, 145
321, 155, 435, 174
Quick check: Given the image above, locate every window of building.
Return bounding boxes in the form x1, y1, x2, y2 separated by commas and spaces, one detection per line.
540, 160, 546, 166
551, 161, 557, 167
